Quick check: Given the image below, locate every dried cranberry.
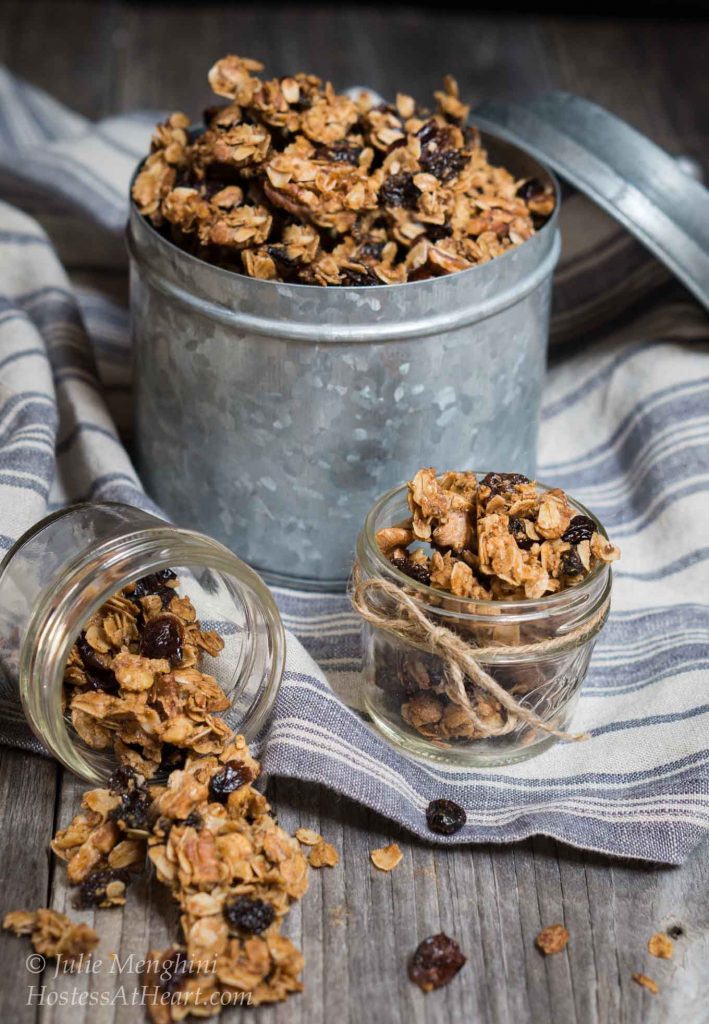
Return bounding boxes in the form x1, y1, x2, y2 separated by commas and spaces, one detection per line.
131, 569, 177, 609
208, 760, 253, 802
516, 178, 546, 202
420, 147, 467, 183
76, 634, 119, 693
316, 143, 362, 165
391, 557, 432, 587
341, 265, 380, 287
561, 549, 585, 578
379, 172, 420, 209
139, 614, 184, 666
158, 950, 193, 996
409, 933, 466, 991
108, 765, 141, 795
561, 515, 596, 545
426, 799, 467, 835
159, 743, 187, 773
223, 895, 275, 935
356, 240, 385, 261
426, 223, 452, 242
75, 868, 131, 909
508, 516, 534, 551
480, 471, 529, 495
108, 767, 151, 831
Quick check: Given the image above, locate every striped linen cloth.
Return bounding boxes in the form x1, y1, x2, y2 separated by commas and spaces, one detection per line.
1, 69, 708, 865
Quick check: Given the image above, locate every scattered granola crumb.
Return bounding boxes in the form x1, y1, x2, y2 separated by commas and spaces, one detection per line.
633, 973, 659, 995
370, 843, 403, 872
535, 924, 570, 955
295, 827, 323, 846
408, 933, 466, 991
3, 909, 98, 966
308, 840, 340, 868
648, 932, 673, 959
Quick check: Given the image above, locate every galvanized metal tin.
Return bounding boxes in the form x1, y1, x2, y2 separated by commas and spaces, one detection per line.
127, 133, 560, 589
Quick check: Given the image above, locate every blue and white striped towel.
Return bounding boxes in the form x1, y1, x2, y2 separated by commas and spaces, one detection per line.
1, 69, 708, 864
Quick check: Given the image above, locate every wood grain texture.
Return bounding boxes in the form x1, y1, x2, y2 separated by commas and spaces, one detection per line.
0, 4, 708, 1021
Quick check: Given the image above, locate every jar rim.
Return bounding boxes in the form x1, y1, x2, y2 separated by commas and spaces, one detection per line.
358, 476, 611, 622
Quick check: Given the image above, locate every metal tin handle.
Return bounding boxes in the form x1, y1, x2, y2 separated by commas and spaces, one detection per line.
474, 91, 709, 313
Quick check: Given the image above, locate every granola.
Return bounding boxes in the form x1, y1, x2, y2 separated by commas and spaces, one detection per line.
371, 469, 620, 745
132, 56, 555, 286
647, 932, 673, 959
63, 570, 229, 778
535, 923, 570, 955
3, 908, 98, 967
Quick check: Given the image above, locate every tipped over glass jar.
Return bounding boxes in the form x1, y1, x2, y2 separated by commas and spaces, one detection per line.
353, 469, 620, 767
0, 504, 285, 784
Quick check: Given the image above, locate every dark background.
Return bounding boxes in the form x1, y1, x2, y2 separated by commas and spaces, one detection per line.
2, 0, 708, 178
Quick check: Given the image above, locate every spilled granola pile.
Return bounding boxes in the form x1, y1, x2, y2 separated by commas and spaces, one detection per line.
371, 469, 620, 744
377, 468, 620, 602
5, 571, 315, 1019
132, 55, 555, 285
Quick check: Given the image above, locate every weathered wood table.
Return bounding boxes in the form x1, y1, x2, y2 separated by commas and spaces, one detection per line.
1, 4, 708, 1022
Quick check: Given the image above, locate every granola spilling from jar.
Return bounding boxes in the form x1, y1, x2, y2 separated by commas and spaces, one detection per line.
3, 573, 315, 1017
63, 569, 231, 778
377, 468, 620, 602
131, 55, 555, 286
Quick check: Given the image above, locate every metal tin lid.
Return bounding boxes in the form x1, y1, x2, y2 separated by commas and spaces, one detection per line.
474, 91, 709, 313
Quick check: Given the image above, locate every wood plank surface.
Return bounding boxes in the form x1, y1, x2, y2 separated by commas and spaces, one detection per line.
0, 4, 707, 1023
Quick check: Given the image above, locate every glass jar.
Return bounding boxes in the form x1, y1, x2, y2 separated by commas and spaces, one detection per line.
0, 503, 285, 783
355, 482, 613, 767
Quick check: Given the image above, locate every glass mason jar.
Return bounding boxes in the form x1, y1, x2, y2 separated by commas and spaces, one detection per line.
355, 482, 613, 767
0, 504, 285, 783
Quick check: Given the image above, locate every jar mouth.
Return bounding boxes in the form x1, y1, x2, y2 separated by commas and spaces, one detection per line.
128, 127, 560, 295
358, 476, 611, 623
19, 522, 285, 783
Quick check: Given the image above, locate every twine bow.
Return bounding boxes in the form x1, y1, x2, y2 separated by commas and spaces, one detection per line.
351, 565, 610, 742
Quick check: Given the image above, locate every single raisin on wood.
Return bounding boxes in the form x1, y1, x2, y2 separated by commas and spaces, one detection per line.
379, 172, 420, 209
223, 895, 275, 935
409, 933, 466, 991
391, 557, 432, 587
561, 515, 596, 545
139, 613, 185, 666
208, 760, 253, 802
508, 516, 534, 551
426, 798, 467, 836
75, 868, 131, 909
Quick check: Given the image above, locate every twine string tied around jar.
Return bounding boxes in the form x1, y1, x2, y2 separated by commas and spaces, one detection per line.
350, 566, 611, 742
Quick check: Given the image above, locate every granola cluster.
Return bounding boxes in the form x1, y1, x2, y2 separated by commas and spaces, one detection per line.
63, 570, 229, 778
377, 468, 620, 602
132, 55, 555, 286
2, 908, 98, 967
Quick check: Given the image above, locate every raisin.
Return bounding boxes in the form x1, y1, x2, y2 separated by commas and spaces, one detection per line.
315, 143, 362, 165
76, 634, 119, 693
356, 240, 385, 261
516, 177, 546, 202
183, 811, 203, 830
131, 569, 177, 609
561, 515, 596, 545
508, 516, 534, 551
223, 895, 275, 935
208, 760, 253, 802
341, 265, 380, 287
391, 557, 432, 587
139, 614, 184, 666
75, 868, 131, 909
426, 798, 467, 836
667, 925, 684, 940
426, 223, 452, 242
420, 147, 467, 183
379, 172, 420, 209
409, 933, 466, 991
159, 743, 187, 773
158, 950, 193, 996
108, 767, 151, 831
480, 471, 529, 495
561, 549, 585, 578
